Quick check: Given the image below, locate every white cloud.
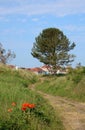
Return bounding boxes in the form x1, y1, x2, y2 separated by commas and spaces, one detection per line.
32, 18, 39, 22
17, 18, 27, 23
62, 24, 85, 32
0, 0, 85, 17
0, 16, 10, 22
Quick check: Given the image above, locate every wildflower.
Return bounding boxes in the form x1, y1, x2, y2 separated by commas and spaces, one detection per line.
21, 103, 29, 111
21, 106, 27, 111
21, 103, 35, 111
8, 108, 12, 112
12, 102, 16, 106
22, 103, 29, 107
28, 104, 35, 109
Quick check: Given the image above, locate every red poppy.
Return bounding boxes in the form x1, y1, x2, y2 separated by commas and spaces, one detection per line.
21, 103, 35, 111
22, 103, 29, 107
8, 108, 12, 112
12, 102, 16, 106
21, 103, 29, 111
21, 106, 27, 111
28, 104, 35, 108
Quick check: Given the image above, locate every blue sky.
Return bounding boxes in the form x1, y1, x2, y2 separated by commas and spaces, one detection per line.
0, 0, 85, 68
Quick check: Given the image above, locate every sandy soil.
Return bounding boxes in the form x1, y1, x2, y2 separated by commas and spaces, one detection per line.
30, 84, 85, 130
38, 91, 85, 130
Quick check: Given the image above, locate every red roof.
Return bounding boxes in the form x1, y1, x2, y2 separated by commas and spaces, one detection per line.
8, 65, 15, 68
30, 67, 43, 72
41, 65, 51, 69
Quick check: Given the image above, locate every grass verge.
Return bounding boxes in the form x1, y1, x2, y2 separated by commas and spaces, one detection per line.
0, 64, 65, 130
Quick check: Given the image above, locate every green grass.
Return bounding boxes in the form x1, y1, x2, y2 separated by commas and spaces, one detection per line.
0, 64, 65, 130
36, 67, 85, 102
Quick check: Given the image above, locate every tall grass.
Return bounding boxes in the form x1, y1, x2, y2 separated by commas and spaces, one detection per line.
0, 64, 64, 130
36, 67, 85, 102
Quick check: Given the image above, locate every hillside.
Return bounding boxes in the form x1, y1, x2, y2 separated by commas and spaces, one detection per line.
36, 67, 85, 102
0, 64, 85, 130
0, 64, 64, 130
30, 66, 85, 130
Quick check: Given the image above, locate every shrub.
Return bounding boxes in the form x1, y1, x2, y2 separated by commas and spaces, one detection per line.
67, 67, 85, 84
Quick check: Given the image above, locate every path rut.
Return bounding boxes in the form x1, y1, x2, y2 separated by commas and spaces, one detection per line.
30, 85, 85, 130
38, 91, 85, 130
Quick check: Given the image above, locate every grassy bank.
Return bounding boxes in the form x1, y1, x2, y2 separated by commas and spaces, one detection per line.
36, 67, 85, 102
0, 64, 65, 130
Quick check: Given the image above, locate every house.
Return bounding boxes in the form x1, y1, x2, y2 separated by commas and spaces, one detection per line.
41, 65, 68, 75
41, 65, 51, 74
29, 67, 46, 75
7, 64, 16, 69
56, 69, 67, 74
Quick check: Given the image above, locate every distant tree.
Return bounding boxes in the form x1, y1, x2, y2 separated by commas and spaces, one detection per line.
0, 43, 16, 64
76, 62, 82, 68
31, 28, 76, 73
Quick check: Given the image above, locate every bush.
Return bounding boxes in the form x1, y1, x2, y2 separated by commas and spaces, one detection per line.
67, 67, 85, 84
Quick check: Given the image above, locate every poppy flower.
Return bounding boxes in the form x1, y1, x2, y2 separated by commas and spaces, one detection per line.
12, 102, 16, 106
8, 108, 12, 112
22, 103, 29, 107
28, 104, 35, 108
21, 106, 27, 111
21, 103, 29, 111
21, 103, 35, 111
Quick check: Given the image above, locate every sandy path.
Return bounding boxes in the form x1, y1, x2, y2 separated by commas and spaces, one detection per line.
37, 91, 85, 130
30, 84, 85, 130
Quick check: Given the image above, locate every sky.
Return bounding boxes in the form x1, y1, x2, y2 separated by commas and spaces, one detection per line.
0, 0, 85, 68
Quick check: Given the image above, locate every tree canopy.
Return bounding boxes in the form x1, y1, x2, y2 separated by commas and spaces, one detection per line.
31, 28, 76, 73
0, 43, 16, 64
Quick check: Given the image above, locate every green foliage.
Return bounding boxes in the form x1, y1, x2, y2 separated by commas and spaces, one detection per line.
31, 28, 76, 73
36, 67, 85, 102
0, 107, 28, 130
67, 67, 85, 84
0, 65, 64, 130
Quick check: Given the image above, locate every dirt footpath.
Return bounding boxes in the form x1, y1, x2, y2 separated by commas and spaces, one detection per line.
37, 91, 85, 130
